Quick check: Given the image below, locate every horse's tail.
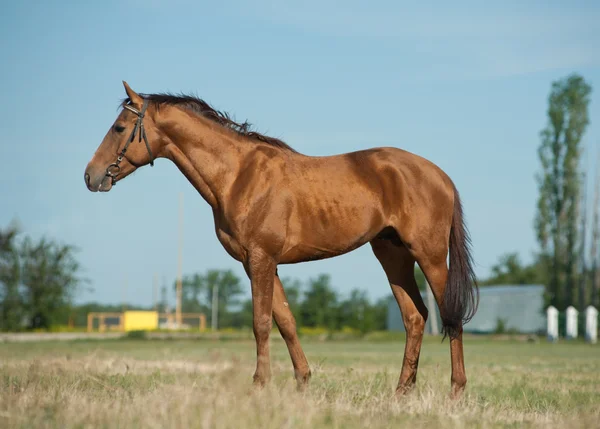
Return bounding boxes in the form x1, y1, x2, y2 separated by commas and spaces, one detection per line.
440, 184, 479, 340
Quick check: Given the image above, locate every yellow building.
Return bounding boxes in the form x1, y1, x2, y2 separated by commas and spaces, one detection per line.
122, 311, 158, 332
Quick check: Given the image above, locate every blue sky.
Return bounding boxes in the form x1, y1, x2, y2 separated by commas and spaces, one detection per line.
1, 1, 599, 308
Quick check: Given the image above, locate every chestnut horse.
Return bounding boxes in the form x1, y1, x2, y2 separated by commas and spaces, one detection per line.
84, 82, 479, 398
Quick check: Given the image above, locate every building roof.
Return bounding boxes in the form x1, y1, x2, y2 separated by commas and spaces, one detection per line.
476, 284, 545, 295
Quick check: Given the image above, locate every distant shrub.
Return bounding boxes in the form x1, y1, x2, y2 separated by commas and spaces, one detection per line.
298, 327, 329, 336
49, 325, 87, 333
124, 330, 147, 340
494, 318, 507, 334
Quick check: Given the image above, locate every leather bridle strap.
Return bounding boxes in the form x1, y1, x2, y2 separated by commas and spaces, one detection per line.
105, 98, 154, 185
123, 100, 154, 166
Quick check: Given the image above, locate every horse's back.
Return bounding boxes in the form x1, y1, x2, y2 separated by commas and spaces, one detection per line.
338, 146, 455, 203
340, 146, 456, 242
275, 146, 455, 263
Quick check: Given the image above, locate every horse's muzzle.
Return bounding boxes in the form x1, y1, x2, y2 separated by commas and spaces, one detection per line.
84, 167, 113, 192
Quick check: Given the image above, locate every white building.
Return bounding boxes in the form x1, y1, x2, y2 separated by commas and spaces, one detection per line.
387, 284, 546, 334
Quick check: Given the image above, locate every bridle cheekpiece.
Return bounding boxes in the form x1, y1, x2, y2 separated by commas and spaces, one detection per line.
105, 98, 154, 185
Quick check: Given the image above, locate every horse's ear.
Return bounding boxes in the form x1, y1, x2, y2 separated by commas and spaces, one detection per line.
122, 81, 143, 106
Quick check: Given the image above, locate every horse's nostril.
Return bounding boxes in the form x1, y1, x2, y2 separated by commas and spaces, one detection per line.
85, 173, 91, 186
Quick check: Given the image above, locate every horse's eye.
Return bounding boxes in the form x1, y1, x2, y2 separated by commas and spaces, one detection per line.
114, 125, 125, 133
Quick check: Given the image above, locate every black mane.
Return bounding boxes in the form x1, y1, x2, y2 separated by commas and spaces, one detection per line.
122, 93, 296, 153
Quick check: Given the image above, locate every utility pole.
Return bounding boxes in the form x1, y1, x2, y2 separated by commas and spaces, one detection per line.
160, 276, 167, 313
176, 192, 183, 327
211, 283, 219, 331
153, 273, 158, 311
122, 273, 128, 313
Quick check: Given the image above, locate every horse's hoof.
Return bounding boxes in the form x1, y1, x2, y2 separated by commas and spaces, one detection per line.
394, 384, 415, 398
449, 385, 465, 400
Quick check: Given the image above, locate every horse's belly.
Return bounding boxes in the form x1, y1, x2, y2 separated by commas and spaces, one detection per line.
279, 210, 384, 264
278, 239, 367, 264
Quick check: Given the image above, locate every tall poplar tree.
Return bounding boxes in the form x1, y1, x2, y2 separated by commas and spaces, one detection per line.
535, 74, 592, 309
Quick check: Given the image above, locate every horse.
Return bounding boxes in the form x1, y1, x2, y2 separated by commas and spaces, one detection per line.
84, 81, 479, 398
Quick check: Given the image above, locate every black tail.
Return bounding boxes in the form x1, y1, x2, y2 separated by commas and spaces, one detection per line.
441, 185, 479, 340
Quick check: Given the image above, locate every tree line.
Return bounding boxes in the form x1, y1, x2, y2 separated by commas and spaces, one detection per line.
161, 270, 390, 333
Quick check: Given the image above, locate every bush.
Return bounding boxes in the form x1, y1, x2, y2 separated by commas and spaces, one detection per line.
124, 330, 147, 340
494, 318, 507, 334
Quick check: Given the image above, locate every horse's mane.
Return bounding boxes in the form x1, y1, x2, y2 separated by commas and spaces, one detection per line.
121, 93, 296, 153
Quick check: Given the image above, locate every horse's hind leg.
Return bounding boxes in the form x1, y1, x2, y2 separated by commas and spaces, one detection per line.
370, 237, 428, 396
272, 274, 311, 390
393, 182, 476, 399
417, 258, 467, 399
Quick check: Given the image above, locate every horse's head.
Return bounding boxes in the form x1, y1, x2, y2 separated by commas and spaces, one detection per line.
84, 81, 161, 192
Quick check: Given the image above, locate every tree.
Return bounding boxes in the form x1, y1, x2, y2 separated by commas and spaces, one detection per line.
19, 237, 84, 329
414, 266, 427, 291
371, 296, 389, 331
228, 297, 252, 329
337, 288, 376, 333
0, 223, 85, 331
204, 269, 243, 328
0, 224, 23, 331
480, 252, 545, 286
177, 273, 207, 313
299, 274, 338, 329
534, 73, 592, 309
175, 269, 243, 329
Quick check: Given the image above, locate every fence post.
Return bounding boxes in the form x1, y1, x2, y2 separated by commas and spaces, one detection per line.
566, 306, 578, 340
585, 306, 598, 344
546, 306, 558, 342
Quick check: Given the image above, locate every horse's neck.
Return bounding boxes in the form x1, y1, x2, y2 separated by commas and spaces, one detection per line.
161, 113, 246, 209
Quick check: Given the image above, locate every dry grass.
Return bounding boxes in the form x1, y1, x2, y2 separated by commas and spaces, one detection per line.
0, 336, 599, 428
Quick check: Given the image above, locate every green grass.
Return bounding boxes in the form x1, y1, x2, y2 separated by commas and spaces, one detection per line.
0, 336, 598, 428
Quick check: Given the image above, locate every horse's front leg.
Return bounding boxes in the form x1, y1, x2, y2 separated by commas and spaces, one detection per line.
272, 274, 311, 390
246, 249, 277, 386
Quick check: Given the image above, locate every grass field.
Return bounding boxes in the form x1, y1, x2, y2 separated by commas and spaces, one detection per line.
1, 334, 599, 428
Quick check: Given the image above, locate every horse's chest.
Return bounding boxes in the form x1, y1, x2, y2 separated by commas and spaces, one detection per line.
215, 224, 245, 262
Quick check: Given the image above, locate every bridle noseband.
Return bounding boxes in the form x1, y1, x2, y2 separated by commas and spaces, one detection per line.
105, 99, 154, 185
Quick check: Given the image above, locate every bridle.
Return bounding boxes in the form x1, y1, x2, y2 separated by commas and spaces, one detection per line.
105, 99, 154, 185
